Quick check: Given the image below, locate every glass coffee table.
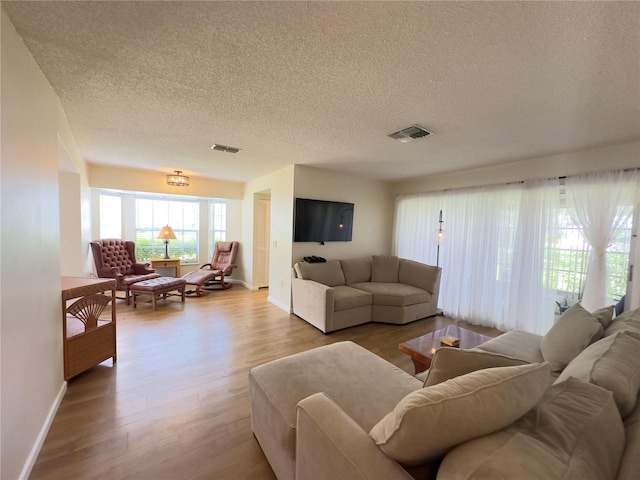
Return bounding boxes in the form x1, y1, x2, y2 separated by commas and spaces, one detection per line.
398, 325, 493, 374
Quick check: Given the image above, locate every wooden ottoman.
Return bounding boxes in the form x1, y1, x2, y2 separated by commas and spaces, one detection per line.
130, 277, 186, 310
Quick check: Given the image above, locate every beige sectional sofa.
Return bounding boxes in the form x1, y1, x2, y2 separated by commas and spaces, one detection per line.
291, 255, 441, 333
249, 304, 640, 479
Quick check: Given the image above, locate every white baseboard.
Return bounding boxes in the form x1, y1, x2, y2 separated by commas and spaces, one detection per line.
19, 381, 67, 480
268, 295, 290, 313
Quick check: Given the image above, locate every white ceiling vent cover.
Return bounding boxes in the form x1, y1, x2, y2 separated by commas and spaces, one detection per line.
388, 125, 433, 143
211, 144, 241, 153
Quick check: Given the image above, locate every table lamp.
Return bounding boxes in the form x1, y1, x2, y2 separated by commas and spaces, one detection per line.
157, 225, 177, 259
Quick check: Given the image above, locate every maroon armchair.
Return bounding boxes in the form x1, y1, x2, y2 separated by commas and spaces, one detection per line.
90, 239, 160, 304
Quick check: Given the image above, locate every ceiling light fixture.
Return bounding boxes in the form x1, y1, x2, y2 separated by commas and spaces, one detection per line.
166, 170, 190, 187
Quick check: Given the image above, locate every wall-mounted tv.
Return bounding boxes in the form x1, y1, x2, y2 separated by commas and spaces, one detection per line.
294, 198, 354, 243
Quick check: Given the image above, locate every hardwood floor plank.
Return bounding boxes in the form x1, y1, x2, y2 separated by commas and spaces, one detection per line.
30, 286, 499, 479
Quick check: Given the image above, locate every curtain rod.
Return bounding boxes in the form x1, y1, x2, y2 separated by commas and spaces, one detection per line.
396, 167, 640, 198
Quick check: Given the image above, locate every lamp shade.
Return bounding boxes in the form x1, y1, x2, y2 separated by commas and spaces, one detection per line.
157, 225, 177, 240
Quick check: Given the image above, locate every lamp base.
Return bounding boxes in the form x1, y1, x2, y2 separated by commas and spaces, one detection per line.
163, 241, 170, 259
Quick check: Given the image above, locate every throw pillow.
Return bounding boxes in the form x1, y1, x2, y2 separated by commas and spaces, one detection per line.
371, 255, 399, 283
540, 303, 603, 372
437, 378, 625, 480
555, 329, 640, 417
423, 347, 528, 387
592, 305, 615, 330
369, 362, 551, 466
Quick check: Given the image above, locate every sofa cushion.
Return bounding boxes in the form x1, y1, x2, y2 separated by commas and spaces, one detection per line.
473, 329, 544, 364
369, 362, 551, 466
423, 348, 529, 387
296, 260, 345, 287
540, 303, 603, 372
333, 285, 372, 312
604, 308, 640, 336
371, 255, 399, 283
593, 305, 615, 329
341, 257, 372, 285
350, 282, 427, 307
398, 259, 439, 293
555, 330, 640, 418
438, 378, 625, 480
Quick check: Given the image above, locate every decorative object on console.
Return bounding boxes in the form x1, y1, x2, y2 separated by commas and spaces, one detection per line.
166, 170, 189, 187
157, 225, 177, 259
440, 335, 459, 347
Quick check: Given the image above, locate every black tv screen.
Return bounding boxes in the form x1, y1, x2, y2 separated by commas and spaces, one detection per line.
294, 198, 354, 242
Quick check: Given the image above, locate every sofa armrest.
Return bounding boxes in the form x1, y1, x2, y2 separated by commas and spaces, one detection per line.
291, 278, 335, 333
296, 393, 413, 480
398, 259, 441, 294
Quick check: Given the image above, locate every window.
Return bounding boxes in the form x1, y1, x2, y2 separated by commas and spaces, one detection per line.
99, 194, 121, 238
545, 208, 591, 301
545, 207, 633, 302
210, 201, 227, 256
135, 198, 199, 263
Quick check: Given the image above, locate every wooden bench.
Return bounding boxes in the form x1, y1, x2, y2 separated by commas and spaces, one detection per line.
130, 277, 187, 310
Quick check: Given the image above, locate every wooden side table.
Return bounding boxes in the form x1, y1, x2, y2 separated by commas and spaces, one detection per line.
61, 276, 117, 380
150, 258, 181, 277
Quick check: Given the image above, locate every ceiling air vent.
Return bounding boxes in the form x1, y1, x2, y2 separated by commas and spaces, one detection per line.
211, 144, 241, 153
387, 125, 433, 143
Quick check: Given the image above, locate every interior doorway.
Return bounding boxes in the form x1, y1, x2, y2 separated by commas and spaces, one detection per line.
253, 192, 271, 288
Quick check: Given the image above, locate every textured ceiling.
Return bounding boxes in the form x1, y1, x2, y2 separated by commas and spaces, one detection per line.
3, 1, 640, 183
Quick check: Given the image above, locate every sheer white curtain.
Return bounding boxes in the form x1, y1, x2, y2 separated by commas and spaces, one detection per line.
566, 170, 640, 311
394, 170, 639, 334
394, 181, 560, 334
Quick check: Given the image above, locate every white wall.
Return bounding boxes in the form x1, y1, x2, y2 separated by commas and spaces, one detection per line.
389, 141, 640, 195
293, 165, 394, 263
89, 163, 244, 200
1, 11, 70, 479
243, 166, 295, 311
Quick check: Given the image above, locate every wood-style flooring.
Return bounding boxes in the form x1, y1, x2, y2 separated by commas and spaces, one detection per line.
31, 286, 501, 480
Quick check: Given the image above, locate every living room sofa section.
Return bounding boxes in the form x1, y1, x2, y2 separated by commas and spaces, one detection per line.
291, 256, 441, 333
249, 306, 640, 480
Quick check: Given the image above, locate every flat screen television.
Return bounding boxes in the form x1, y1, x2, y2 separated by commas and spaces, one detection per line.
294, 198, 354, 242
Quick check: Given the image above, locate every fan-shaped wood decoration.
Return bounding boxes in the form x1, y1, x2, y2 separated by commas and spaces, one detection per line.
67, 294, 111, 330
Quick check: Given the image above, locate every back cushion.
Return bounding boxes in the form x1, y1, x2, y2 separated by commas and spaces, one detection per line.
540, 303, 603, 371
341, 257, 372, 284
604, 308, 640, 336
296, 260, 345, 287
437, 378, 625, 480
555, 330, 640, 418
398, 259, 439, 292
371, 255, 399, 283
